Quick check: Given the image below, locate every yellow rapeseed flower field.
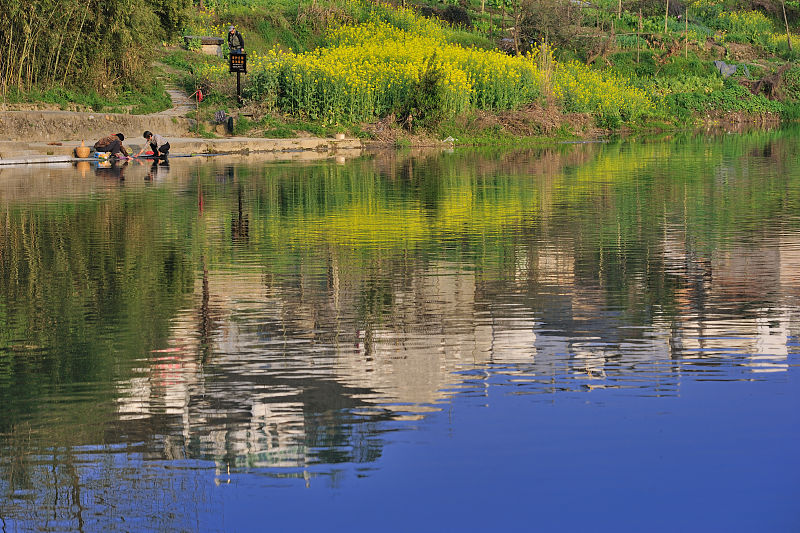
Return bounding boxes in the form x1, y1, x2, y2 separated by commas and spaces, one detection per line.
210, 3, 657, 125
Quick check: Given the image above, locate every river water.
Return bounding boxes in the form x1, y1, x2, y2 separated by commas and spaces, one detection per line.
1, 128, 799, 532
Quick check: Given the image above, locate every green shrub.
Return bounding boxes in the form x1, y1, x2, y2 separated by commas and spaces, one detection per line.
233, 116, 255, 135
667, 79, 783, 114
785, 65, 800, 102
264, 125, 297, 138
186, 38, 202, 52
404, 54, 447, 130
609, 51, 658, 78
780, 101, 800, 121
659, 55, 716, 78
716, 11, 775, 47
636, 75, 724, 99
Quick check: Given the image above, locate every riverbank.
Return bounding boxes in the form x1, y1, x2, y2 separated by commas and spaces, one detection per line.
4, 0, 798, 155
0, 103, 794, 165
0, 135, 362, 166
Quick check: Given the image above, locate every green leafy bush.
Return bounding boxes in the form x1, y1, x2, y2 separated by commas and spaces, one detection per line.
666, 79, 783, 114
715, 10, 775, 47
404, 54, 447, 129
785, 65, 800, 102
781, 101, 800, 120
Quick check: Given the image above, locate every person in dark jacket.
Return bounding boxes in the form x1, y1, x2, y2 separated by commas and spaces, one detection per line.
227, 25, 244, 54
93, 133, 128, 157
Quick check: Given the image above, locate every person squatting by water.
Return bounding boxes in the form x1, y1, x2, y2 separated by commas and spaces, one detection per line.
93, 133, 128, 158
136, 131, 170, 158
228, 25, 244, 53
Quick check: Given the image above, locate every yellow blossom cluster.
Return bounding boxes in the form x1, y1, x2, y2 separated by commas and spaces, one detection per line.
246, 19, 542, 123
688, 0, 721, 8
196, 61, 227, 83
688, 0, 792, 51
183, 10, 232, 41
765, 31, 799, 50
552, 59, 654, 123
193, 3, 657, 126
194, 50, 278, 85
717, 10, 774, 41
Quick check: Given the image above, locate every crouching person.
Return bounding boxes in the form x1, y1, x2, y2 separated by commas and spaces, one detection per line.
94, 133, 128, 158
136, 131, 170, 158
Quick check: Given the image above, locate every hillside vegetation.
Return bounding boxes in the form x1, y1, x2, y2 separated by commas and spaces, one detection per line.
2, 0, 799, 140
0, 0, 188, 113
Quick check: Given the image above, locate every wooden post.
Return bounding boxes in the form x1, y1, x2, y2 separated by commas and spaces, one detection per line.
781, 0, 793, 51
685, 6, 688, 58
611, 17, 616, 50
618, 0, 622, 19
513, 0, 523, 55
638, 9, 642, 63
665, 0, 669, 34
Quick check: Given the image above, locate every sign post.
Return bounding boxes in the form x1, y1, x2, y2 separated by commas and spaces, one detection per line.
228, 52, 247, 105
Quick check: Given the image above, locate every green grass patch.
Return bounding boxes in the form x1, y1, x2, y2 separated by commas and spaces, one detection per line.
666, 79, 784, 116
4, 81, 171, 114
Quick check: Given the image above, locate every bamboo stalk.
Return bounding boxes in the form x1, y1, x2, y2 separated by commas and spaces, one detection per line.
46, 7, 73, 86
63, 0, 92, 86
685, 6, 688, 58
26, 13, 48, 88
638, 9, 642, 63
17, 18, 33, 90
781, 0, 793, 51
3, 21, 14, 94
28, 42, 38, 87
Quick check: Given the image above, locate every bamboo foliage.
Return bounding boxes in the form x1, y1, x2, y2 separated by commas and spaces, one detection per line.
0, 0, 187, 95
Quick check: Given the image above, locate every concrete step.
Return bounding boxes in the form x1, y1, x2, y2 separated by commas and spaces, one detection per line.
0, 148, 60, 159
0, 155, 73, 165
0, 141, 148, 158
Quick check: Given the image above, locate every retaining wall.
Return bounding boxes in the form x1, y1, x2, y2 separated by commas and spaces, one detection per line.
0, 110, 194, 142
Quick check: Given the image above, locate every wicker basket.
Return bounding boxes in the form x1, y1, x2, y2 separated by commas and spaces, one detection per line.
75, 140, 91, 158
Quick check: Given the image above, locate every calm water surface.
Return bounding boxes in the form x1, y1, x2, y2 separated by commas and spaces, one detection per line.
1, 129, 799, 532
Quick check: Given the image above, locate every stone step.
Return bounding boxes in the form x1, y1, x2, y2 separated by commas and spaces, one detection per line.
0, 155, 73, 165
0, 149, 50, 159
0, 142, 148, 158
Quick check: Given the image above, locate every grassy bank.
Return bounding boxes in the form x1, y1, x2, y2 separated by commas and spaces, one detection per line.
6, 0, 799, 142
170, 0, 799, 142
1, 82, 172, 115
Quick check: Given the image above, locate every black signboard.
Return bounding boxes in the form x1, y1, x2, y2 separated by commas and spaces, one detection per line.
229, 53, 247, 74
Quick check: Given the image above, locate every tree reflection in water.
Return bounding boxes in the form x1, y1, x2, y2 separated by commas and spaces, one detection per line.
1, 127, 799, 530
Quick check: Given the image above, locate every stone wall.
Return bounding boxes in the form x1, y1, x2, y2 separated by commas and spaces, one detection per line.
0, 111, 194, 142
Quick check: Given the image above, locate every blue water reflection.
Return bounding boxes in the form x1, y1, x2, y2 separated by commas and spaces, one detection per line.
1, 129, 799, 531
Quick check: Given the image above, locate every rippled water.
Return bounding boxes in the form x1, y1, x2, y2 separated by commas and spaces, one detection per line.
1, 129, 799, 531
